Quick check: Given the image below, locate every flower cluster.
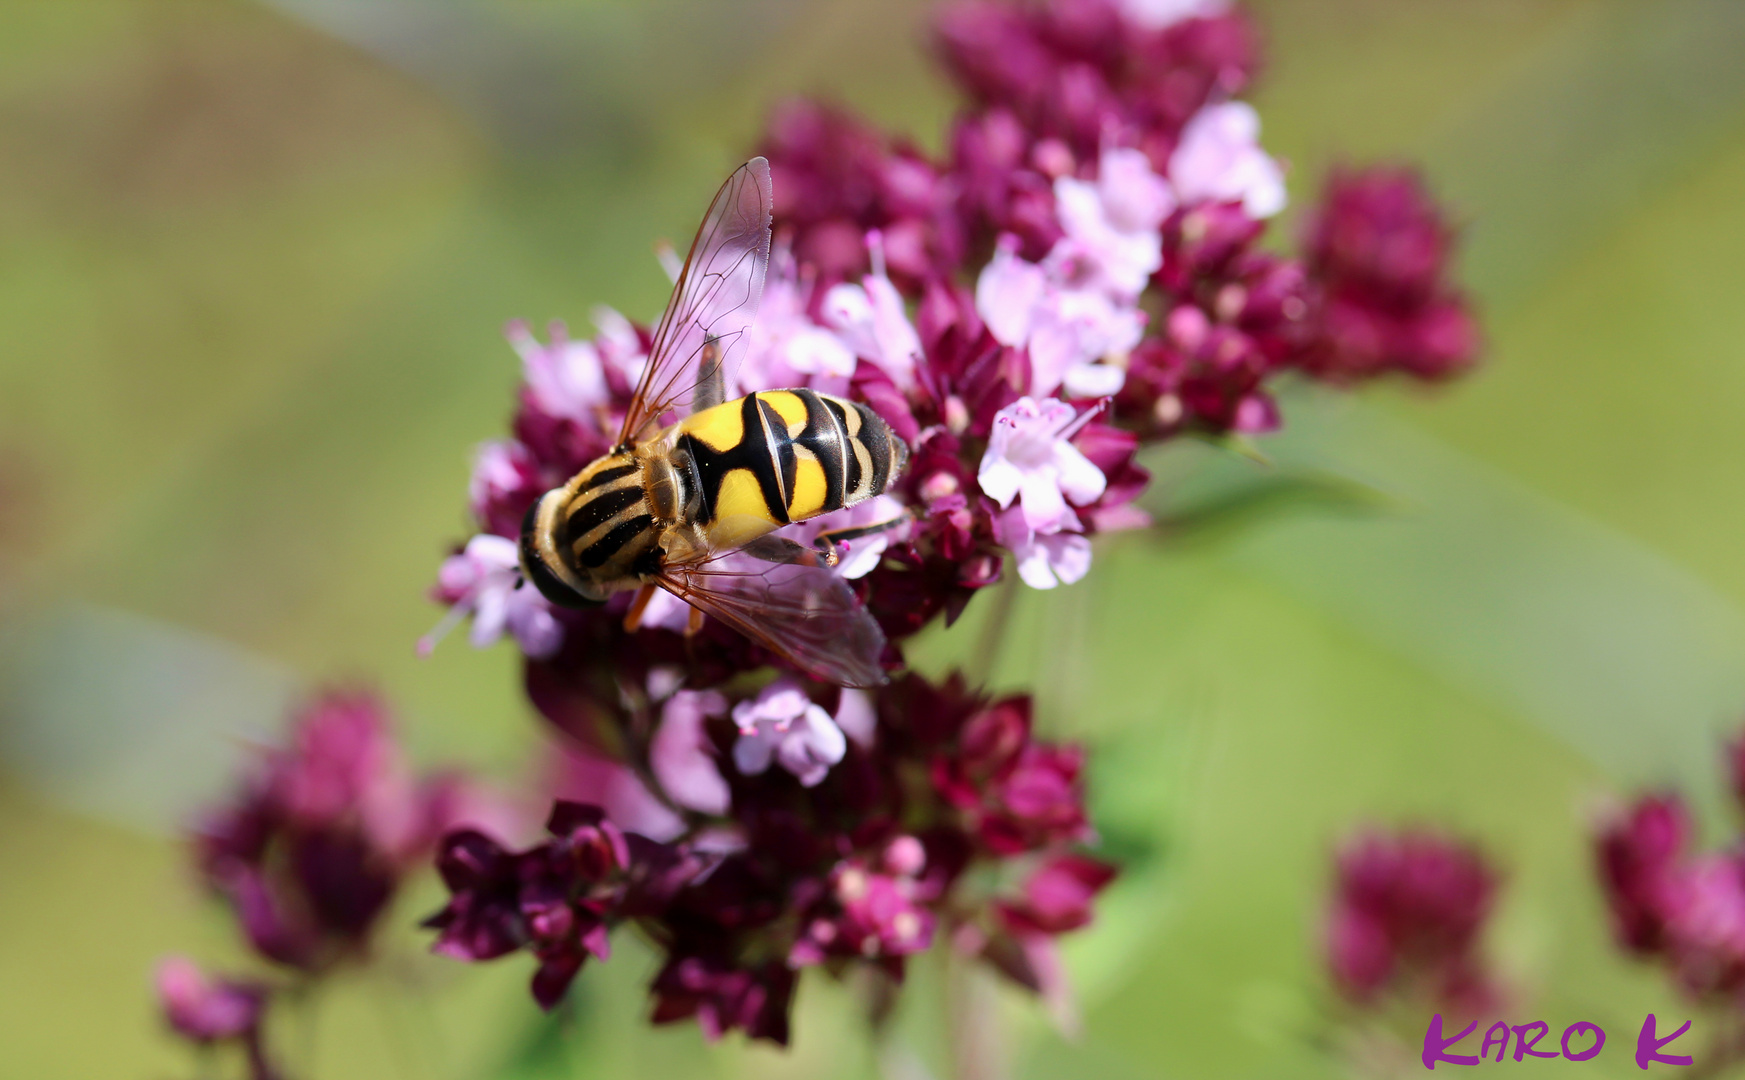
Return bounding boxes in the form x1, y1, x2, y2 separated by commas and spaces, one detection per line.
1594, 730, 1745, 1003
1300, 168, 1479, 382
422, 0, 1479, 1048
1325, 826, 1504, 1018
158, 691, 503, 1077
426, 673, 1114, 1044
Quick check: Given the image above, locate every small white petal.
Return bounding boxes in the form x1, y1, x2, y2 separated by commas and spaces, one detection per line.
1053, 442, 1108, 507
1018, 466, 1072, 531
835, 689, 877, 747
1043, 532, 1093, 586
1014, 540, 1061, 589
1063, 362, 1126, 399
977, 456, 1024, 509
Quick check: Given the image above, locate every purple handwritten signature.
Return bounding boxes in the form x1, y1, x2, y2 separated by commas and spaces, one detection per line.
1422, 1014, 1692, 1069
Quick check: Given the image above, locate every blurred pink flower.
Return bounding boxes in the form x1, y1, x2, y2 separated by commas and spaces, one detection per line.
731, 679, 850, 787
1169, 101, 1286, 219
425, 534, 562, 659
1325, 826, 1502, 1016
157, 957, 265, 1043
993, 504, 1091, 589
651, 687, 732, 816
820, 232, 924, 390
1052, 147, 1173, 296
508, 319, 610, 422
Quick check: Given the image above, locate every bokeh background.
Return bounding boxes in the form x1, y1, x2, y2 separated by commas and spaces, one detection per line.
4, 0, 1745, 1076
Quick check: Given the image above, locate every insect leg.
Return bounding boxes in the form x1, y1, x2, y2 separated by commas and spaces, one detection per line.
622, 582, 657, 633
740, 534, 837, 568
686, 603, 706, 637
810, 511, 912, 563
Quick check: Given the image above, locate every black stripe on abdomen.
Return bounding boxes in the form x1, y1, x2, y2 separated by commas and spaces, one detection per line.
757, 395, 798, 512
853, 402, 892, 497
566, 485, 641, 540
579, 514, 653, 568
796, 390, 846, 514
679, 394, 789, 526
578, 462, 637, 492
824, 397, 863, 500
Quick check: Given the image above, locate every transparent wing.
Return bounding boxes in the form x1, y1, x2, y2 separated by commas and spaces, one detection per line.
618, 158, 773, 446
656, 552, 889, 688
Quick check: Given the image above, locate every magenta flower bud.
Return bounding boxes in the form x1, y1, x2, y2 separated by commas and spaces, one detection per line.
884, 835, 928, 877
1596, 794, 1690, 955
157, 957, 266, 1043
1325, 826, 1502, 1015
1299, 165, 1478, 383
995, 853, 1118, 934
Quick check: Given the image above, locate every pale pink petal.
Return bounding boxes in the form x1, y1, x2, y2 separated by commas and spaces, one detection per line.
835, 688, 877, 747
651, 690, 731, 815
1097, 147, 1175, 233
976, 238, 1048, 347
977, 456, 1024, 508
1018, 466, 1071, 531
1170, 102, 1286, 219
1041, 531, 1093, 586
1053, 442, 1108, 506
1063, 362, 1126, 399
1119, 0, 1227, 30
732, 729, 777, 776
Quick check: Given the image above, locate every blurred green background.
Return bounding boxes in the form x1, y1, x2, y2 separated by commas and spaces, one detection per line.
4, 0, 1745, 1076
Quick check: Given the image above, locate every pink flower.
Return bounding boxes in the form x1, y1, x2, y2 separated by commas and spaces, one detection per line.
993, 505, 1092, 589
976, 236, 1050, 346
424, 534, 563, 659
1051, 147, 1173, 296
1027, 288, 1142, 398
777, 494, 910, 580
549, 742, 688, 843
820, 232, 923, 390
157, 957, 265, 1043
650, 687, 732, 816
1169, 101, 1286, 219
1664, 854, 1745, 994
1325, 826, 1501, 1013
1596, 794, 1689, 955
508, 319, 610, 422
995, 853, 1117, 935
1118, 0, 1229, 29
588, 305, 649, 384
978, 397, 1107, 532
467, 439, 543, 539
790, 844, 938, 966
977, 236, 1142, 398
730, 680, 849, 787
739, 250, 857, 395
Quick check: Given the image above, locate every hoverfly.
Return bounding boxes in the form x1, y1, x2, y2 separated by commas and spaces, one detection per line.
518, 158, 909, 688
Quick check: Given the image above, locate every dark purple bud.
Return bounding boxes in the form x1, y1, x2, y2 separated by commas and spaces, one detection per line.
1326, 826, 1503, 1013
995, 853, 1118, 935
1595, 795, 1689, 955
426, 830, 527, 962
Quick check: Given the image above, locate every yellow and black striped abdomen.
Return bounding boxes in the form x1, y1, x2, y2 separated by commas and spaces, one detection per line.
675, 389, 907, 552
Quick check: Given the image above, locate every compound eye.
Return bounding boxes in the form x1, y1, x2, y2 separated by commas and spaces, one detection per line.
519, 498, 603, 609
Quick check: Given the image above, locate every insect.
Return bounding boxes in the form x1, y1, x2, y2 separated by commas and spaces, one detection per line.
518, 157, 909, 688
